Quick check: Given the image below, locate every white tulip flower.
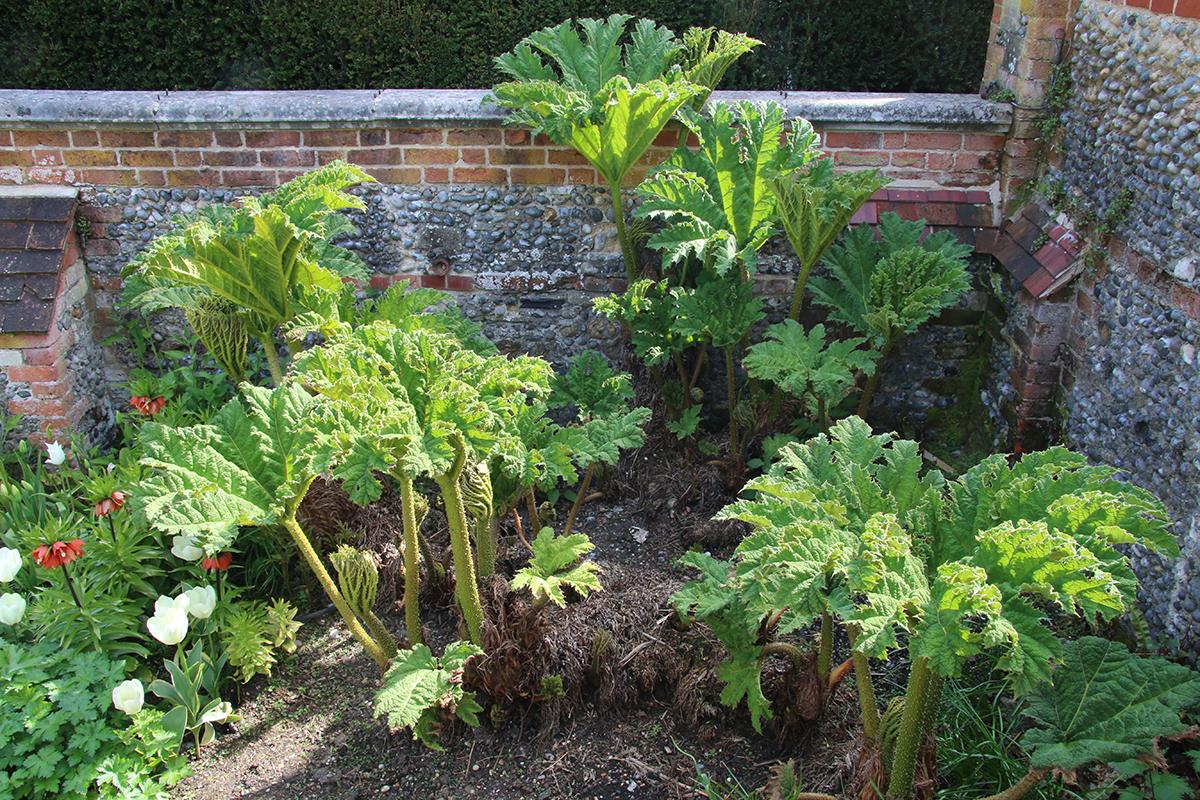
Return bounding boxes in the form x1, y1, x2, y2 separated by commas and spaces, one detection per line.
0, 548, 20, 583
183, 585, 216, 620
170, 535, 204, 562
154, 593, 190, 616
44, 441, 66, 466
200, 701, 234, 725
112, 679, 145, 715
0, 593, 26, 625
147, 594, 190, 645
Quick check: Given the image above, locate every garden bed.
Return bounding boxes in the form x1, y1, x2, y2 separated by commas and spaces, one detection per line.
174, 500, 845, 800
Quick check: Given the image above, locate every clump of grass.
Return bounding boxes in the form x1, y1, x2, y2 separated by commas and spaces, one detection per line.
935, 676, 1080, 800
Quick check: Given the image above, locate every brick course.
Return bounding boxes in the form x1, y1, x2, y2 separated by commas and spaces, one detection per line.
0, 122, 1004, 191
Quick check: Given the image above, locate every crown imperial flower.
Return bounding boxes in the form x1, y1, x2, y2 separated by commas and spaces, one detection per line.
31, 539, 85, 570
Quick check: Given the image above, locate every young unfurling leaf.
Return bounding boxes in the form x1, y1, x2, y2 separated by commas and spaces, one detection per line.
512, 527, 603, 608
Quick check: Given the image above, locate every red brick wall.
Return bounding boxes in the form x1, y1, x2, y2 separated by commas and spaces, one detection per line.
0, 238, 107, 437
1115, 0, 1200, 17
0, 124, 1004, 191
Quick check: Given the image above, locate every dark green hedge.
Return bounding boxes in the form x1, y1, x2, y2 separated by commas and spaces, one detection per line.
0, 1, 992, 93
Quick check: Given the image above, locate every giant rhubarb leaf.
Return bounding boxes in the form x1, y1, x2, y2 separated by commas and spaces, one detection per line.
635, 101, 819, 276
140, 384, 329, 554
373, 642, 484, 750
511, 527, 602, 608
1021, 636, 1200, 770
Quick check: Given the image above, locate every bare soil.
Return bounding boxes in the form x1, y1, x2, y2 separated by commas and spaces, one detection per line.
174, 493, 856, 800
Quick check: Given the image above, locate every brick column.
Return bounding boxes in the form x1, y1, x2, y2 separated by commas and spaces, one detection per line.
981, 0, 1072, 210
0, 187, 112, 442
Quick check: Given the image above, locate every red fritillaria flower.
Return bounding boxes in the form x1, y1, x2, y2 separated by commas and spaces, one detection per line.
202, 552, 233, 572
93, 490, 129, 518
129, 396, 167, 415
31, 539, 85, 570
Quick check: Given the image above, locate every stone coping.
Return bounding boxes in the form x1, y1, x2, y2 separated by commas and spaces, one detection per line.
0, 89, 1012, 131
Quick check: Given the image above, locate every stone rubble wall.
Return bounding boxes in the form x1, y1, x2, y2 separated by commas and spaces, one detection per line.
1005, 0, 1200, 656
1067, 240, 1200, 656
1056, 1, 1200, 271
0, 89, 1009, 441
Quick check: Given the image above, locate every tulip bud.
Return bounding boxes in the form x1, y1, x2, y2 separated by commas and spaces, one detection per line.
112, 679, 145, 715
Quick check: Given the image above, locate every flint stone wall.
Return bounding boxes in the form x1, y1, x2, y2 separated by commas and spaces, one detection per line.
0, 89, 1009, 437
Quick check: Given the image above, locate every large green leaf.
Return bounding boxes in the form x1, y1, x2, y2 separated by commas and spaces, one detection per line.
139, 383, 329, 554
670, 273, 763, 348
373, 641, 484, 750
1021, 637, 1200, 770
511, 527, 603, 607
932, 447, 1177, 597
674, 27, 762, 108
593, 278, 695, 366
635, 101, 820, 275
912, 519, 1130, 692
491, 16, 706, 187
770, 162, 890, 281
810, 211, 972, 345
743, 321, 878, 412
838, 513, 929, 659
124, 162, 374, 330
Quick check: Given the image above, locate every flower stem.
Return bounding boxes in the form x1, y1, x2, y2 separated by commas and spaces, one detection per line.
259, 336, 285, 386
980, 769, 1048, 800
857, 335, 895, 417
815, 610, 833, 685
62, 562, 84, 610
397, 475, 423, 645
475, 516, 498, 578
724, 346, 739, 459
281, 514, 389, 669
787, 258, 818, 321
846, 627, 880, 741
563, 462, 595, 538
435, 438, 484, 644
886, 656, 932, 799
759, 640, 807, 670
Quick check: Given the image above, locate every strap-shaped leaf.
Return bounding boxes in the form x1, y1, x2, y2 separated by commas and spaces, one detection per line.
140, 384, 329, 554
1021, 637, 1200, 770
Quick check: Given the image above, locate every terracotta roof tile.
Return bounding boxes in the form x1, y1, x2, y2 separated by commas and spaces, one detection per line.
0, 187, 77, 334
993, 200, 1084, 299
